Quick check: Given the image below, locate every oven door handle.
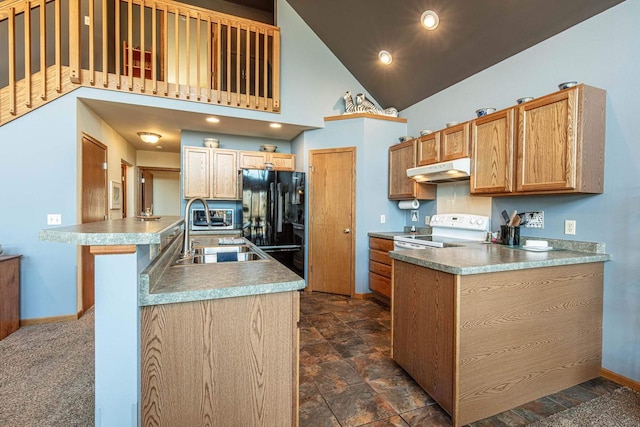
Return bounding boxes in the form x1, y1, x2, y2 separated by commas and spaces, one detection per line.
394, 240, 425, 250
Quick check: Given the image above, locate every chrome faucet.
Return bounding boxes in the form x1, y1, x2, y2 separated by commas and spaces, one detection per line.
182, 197, 210, 259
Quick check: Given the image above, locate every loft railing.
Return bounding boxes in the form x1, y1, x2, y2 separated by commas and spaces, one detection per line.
0, 0, 281, 127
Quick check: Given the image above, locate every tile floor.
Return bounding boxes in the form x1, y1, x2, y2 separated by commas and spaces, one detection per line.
298, 291, 621, 427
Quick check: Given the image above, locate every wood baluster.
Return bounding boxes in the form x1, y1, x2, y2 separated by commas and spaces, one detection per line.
272, 29, 280, 111
174, 8, 179, 97
185, 10, 190, 99
254, 26, 259, 109
102, 0, 108, 87
68, 0, 80, 83
206, 17, 211, 102
139, 0, 145, 92
54, 0, 60, 92
39, 0, 46, 99
7, 7, 16, 115
88, 0, 94, 85
263, 28, 267, 110
226, 20, 231, 104
24, 2, 32, 108
245, 24, 250, 107
216, 18, 221, 103
196, 13, 201, 101
235, 22, 240, 106
115, 0, 121, 89
163, 6, 168, 95
152, 2, 157, 94
127, 0, 133, 90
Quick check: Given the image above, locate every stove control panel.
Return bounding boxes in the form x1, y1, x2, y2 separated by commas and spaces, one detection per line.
430, 214, 490, 231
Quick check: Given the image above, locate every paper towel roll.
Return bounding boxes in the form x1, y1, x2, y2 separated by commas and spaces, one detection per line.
398, 200, 420, 210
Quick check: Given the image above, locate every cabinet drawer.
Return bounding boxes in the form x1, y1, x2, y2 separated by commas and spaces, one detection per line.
369, 249, 392, 266
369, 237, 394, 252
369, 272, 391, 298
369, 260, 392, 278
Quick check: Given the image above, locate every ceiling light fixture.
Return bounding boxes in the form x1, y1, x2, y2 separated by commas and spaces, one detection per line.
269, 123, 282, 129
378, 50, 393, 65
137, 132, 161, 144
206, 117, 220, 123
421, 10, 439, 30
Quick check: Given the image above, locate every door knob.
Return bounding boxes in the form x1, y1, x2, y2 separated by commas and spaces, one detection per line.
344, 228, 350, 234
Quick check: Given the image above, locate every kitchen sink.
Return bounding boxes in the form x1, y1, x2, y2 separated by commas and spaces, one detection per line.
173, 244, 267, 266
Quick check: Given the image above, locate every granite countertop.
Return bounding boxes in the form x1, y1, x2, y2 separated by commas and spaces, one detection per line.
139, 232, 305, 306
390, 241, 611, 275
38, 216, 184, 245
369, 231, 418, 240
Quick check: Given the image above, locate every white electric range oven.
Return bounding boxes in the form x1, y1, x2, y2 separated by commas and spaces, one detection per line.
393, 213, 489, 250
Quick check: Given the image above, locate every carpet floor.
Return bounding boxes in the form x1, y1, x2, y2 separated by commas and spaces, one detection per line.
0, 309, 94, 427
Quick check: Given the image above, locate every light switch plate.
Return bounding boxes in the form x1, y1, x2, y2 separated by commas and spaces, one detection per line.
47, 214, 62, 225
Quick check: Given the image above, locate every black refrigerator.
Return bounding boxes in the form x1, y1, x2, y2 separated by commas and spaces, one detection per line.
242, 169, 305, 278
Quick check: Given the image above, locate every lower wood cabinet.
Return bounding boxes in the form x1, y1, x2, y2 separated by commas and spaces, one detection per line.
392, 260, 603, 426
0, 255, 21, 341
368, 237, 393, 303
141, 291, 300, 427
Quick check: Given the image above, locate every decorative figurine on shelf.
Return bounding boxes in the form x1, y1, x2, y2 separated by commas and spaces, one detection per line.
342, 91, 398, 117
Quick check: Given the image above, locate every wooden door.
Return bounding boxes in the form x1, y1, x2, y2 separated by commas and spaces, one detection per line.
471, 108, 515, 194
441, 122, 470, 161
212, 149, 239, 199
417, 133, 440, 165
516, 89, 578, 192
308, 147, 355, 296
183, 146, 212, 198
81, 134, 107, 313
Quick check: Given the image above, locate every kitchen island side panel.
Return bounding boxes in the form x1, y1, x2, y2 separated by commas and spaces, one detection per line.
456, 263, 604, 426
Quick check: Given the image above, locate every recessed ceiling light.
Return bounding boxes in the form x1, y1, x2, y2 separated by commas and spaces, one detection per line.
206, 117, 220, 123
137, 132, 161, 144
270, 123, 282, 128
378, 50, 393, 65
421, 10, 439, 30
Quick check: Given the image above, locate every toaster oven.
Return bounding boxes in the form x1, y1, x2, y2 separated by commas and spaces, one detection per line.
191, 209, 235, 230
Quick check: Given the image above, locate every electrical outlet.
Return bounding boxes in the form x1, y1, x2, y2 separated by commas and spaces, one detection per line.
380, 214, 386, 224
522, 211, 544, 228
564, 219, 576, 235
47, 214, 62, 225
425, 215, 431, 225
84, 16, 90, 26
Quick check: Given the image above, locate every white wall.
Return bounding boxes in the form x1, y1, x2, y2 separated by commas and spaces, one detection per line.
150, 171, 181, 216
401, 0, 640, 382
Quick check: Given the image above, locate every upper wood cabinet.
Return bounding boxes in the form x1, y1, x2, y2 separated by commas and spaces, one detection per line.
516, 84, 605, 194
389, 139, 436, 200
238, 151, 295, 171
183, 147, 240, 200
417, 122, 470, 165
470, 108, 515, 194
471, 84, 605, 196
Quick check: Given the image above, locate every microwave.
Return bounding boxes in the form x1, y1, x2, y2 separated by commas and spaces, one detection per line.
191, 209, 234, 230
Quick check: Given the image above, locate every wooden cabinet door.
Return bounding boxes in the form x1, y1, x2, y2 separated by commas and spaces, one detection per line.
417, 133, 440, 166
516, 89, 578, 192
471, 109, 515, 194
239, 151, 267, 169
441, 122, 470, 161
268, 153, 295, 171
212, 149, 239, 200
389, 140, 417, 200
183, 146, 212, 198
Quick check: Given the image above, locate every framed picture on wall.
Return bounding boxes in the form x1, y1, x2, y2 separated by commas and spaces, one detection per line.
110, 180, 122, 210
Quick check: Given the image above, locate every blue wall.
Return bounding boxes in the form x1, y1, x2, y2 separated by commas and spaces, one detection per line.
401, 0, 640, 381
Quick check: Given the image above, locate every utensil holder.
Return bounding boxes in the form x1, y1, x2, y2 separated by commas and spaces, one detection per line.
500, 225, 520, 246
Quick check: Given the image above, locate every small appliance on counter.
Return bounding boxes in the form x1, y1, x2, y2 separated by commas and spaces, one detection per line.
191, 209, 234, 230
394, 213, 489, 249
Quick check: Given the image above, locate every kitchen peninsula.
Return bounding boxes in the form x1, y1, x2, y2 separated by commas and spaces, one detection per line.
39, 217, 305, 427
388, 240, 610, 427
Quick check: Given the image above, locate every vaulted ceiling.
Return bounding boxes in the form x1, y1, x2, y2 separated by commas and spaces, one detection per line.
285, 0, 625, 110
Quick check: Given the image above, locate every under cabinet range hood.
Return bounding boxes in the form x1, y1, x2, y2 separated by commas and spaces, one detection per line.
407, 157, 471, 183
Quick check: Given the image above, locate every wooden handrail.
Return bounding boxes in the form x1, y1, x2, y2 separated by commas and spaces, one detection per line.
0, 0, 281, 128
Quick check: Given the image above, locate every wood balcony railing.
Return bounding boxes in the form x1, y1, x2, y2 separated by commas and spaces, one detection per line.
0, 0, 281, 127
